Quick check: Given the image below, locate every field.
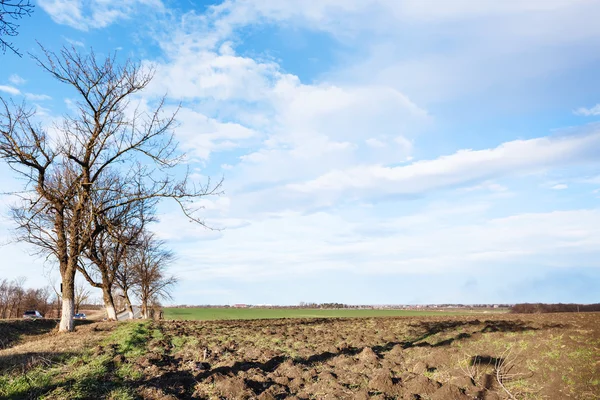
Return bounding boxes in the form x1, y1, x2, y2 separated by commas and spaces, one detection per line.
0, 313, 598, 399
163, 307, 504, 321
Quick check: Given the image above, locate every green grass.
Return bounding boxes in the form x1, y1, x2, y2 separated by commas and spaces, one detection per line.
0, 322, 151, 399
163, 307, 499, 321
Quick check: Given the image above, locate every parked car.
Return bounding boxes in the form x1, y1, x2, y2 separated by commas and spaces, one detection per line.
73, 313, 87, 319
23, 310, 43, 319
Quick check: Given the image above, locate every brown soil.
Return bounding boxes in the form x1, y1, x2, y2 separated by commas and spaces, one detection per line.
1, 313, 599, 399
140, 313, 599, 399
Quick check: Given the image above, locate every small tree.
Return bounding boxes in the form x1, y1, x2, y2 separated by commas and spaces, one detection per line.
77, 186, 154, 320
0, 0, 34, 56
114, 260, 137, 320
73, 280, 90, 314
0, 277, 26, 318
130, 232, 177, 319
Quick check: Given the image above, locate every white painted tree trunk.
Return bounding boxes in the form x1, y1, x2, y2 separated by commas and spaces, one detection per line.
59, 297, 74, 332
123, 292, 134, 319
102, 286, 117, 320
105, 303, 117, 320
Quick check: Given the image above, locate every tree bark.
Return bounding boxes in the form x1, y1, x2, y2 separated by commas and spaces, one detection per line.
122, 290, 134, 319
141, 298, 148, 319
102, 285, 117, 320
58, 274, 75, 332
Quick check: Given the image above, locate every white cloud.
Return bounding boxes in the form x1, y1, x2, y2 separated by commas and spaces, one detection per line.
551, 184, 568, 190
24, 93, 52, 101
287, 130, 600, 203
292, 1, 600, 104
0, 85, 21, 96
161, 205, 600, 282
39, 0, 164, 31
575, 104, 600, 116
204, 0, 591, 43
8, 75, 26, 86
461, 182, 509, 194
367, 138, 386, 147
172, 107, 258, 160
153, 0, 600, 112
146, 45, 282, 102
64, 37, 85, 47
145, 32, 427, 187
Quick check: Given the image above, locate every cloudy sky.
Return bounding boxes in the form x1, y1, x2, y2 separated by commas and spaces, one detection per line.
1, 0, 600, 305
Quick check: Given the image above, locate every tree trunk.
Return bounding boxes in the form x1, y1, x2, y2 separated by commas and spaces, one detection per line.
123, 290, 134, 319
58, 270, 75, 332
59, 297, 74, 332
102, 285, 117, 320
141, 299, 148, 319
55, 295, 61, 319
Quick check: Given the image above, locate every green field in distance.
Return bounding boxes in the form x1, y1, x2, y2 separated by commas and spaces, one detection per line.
163, 307, 507, 321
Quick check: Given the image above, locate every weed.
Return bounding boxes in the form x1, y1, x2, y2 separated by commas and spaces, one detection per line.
107, 387, 137, 400
544, 349, 561, 360
116, 363, 143, 381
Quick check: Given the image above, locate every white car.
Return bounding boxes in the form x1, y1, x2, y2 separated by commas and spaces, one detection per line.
23, 310, 43, 319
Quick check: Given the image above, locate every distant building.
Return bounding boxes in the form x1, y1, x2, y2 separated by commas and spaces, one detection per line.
233, 304, 248, 308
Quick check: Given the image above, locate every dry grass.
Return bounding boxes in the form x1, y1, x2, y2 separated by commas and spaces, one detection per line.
0, 321, 116, 373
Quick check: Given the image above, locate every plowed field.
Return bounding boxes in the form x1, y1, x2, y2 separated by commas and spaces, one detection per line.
1, 313, 598, 399
142, 313, 599, 399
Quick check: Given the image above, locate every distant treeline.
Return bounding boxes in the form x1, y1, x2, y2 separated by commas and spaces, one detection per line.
0, 278, 103, 319
511, 303, 600, 313
171, 303, 512, 309
0, 278, 53, 319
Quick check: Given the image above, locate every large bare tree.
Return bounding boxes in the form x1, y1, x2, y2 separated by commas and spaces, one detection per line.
0, 45, 221, 331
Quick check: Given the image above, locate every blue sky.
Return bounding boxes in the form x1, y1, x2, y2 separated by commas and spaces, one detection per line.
1, 0, 600, 305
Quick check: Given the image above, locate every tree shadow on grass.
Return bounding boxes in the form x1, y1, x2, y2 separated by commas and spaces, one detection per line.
0, 351, 78, 374
0, 320, 58, 350
0, 319, 96, 351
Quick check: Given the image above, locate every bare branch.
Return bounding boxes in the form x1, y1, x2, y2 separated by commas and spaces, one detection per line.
0, 0, 34, 56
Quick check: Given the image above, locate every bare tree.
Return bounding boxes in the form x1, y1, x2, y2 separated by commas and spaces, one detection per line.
0, 277, 25, 318
130, 232, 177, 319
22, 286, 51, 316
73, 280, 90, 314
0, 45, 222, 331
77, 189, 154, 320
46, 272, 63, 319
0, 277, 53, 318
0, 0, 34, 56
114, 255, 138, 320
7, 276, 25, 318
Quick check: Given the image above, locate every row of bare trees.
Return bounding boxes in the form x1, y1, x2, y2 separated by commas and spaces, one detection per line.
78, 225, 179, 320
0, 45, 220, 331
0, 268, 173, 320
0, 278, 52, 318
0, 277, 93, 319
